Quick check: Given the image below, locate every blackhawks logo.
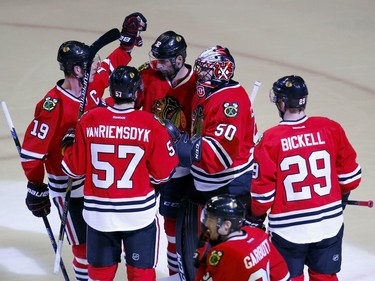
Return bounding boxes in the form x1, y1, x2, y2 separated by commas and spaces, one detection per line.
151, 95, 186, 130
223, 102, 238, 118
191, 105, 204, 136
42, 97, 59, 112
208, 250, 223, 267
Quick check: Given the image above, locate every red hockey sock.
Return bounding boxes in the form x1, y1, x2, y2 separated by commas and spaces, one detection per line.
164, 217, 178, 275
88, 264, 118, 281
308, 268, 338, 281
126, 264, 156, 281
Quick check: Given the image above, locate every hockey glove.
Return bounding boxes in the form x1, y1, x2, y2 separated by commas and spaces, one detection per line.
342, 192, 351, 211
193, 231, 211, 268
175, 132, 202, 167
244, 202, 266, 231
120, 12, 147, 51
61, 128, 75, 156
162, 119, 183, 143
162, 119, 202, 167
26, 182, 51, 217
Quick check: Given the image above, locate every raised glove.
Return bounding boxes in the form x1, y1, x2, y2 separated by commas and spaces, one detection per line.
193, 231, 211, 268
120, 12, 147, 51
26, 182, 51, 217
61, 128, 75, 156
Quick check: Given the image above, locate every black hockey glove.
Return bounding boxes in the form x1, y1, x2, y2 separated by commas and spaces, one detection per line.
244, 202, 266, 231
163, 119, 202, 167
25, 182, 51, 217
120, 12, 147, 51
193, 231, 211, 268
342, 192, 351, 211
61, 128, 75, 156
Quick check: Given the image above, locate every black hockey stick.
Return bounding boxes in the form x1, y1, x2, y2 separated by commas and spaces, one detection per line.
0, 101, 70, 281
343, 199, 373, 208
53, 28, 120, 274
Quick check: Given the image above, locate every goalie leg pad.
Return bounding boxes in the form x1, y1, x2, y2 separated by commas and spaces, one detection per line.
176, 199, 205, 281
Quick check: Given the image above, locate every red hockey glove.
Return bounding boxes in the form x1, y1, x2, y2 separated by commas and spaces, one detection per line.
120, 12, 147, 51
193, 231, 211, 268
25, 182, 51, 217
61, 128, 75, 156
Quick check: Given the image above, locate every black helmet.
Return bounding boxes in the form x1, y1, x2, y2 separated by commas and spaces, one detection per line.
57, 40, 91, 74
109, 66, 143, 103
271, 75, 308, 109
203, 194, 245, 233
150, 31, 187, 60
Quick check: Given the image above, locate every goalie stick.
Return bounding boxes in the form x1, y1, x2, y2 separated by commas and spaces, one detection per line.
53, 28, 120, 274
1, 101, 70, 281
250, 80, 261, 104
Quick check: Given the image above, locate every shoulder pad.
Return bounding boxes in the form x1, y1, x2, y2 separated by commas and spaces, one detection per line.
138, 62, 151, 72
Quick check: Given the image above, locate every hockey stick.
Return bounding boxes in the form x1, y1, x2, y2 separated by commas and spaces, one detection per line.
250, 80, 261, 104
343, 200, 373, 208
53, 28, 120, 274
1, 101, 70, 281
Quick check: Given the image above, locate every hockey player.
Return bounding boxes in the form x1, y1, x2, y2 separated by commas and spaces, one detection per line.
20, 13, 147, 280
61, 66, 178, 281
137, 30, 197, 275
250, 75, 362, 281
164, 45, 258, 280
166, 45, 257, 204
194, 195, 290, 281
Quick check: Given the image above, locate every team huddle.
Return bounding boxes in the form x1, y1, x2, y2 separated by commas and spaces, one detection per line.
19, 12, 362, 281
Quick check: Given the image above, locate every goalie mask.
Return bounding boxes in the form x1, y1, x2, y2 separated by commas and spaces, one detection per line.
194, 46, 235, 97
270, 75, 308, 118
57, 40, 91, 75
201, 194, 245, 238
109, 66, 144, 104
149, 31, 187, 79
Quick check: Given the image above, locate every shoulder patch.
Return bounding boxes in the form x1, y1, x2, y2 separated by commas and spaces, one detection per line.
223, 102, 238, 118
208, 250, 223, 267
138, 62, 150, 72
42, 97, 59, 112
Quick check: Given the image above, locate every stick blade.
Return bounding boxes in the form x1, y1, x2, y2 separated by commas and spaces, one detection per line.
90, 28, 120, 56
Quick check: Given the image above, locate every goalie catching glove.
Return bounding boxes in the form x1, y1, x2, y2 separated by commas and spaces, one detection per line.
162, 119, 202, 167
26, 182, 51, 217
120, 12, 147, 52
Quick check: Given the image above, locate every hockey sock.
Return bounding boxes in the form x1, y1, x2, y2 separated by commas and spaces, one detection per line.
72, 244, 89, 281
126, 264, 156, 281
308, 268, 338, 281
164, 217, 178, 275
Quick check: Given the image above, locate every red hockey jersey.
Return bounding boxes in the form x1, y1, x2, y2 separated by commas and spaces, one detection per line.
20, 47, 131, 198
62, 105, 178, 231
195, 226, 290, 281
251, 116, 362, 243
190, 83, 256, 191
137, 64, 197, 178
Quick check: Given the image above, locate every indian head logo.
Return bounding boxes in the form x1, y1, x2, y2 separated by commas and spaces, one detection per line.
192, 105, 204, 136
151, 95, 187, 130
